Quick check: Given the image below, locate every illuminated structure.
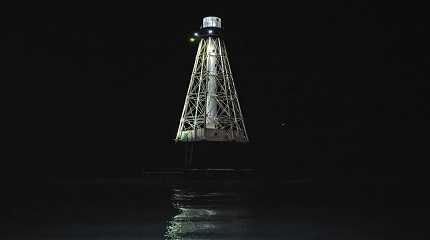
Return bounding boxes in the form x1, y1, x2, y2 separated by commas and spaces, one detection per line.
176, 17, 248, 143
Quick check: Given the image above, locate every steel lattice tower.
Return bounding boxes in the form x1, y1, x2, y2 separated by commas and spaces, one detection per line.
176, 17, 248, 143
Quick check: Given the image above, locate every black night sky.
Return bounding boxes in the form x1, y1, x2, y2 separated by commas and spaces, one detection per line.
2, 2, 429, 182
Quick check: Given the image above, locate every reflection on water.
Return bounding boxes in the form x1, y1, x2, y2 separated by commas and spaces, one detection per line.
165, 187, 253, 239
163, 184, 409, 240
2, 181, 424, 239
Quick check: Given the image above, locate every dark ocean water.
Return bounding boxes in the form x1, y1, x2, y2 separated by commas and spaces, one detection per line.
1, 178, 427, 239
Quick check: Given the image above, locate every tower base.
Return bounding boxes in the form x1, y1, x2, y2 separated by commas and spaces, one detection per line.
177, 128, 247, 142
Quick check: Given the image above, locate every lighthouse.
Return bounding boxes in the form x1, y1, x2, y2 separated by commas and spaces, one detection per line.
176, 17, 248, 143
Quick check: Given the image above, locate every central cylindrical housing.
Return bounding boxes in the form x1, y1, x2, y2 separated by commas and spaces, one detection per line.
206, 38, 218, 129
202, 17, 222, 129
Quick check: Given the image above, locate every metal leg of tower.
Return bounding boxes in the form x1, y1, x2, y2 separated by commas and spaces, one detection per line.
184, 143, 194, 170
190, 142, 194, 168
184, 144, 188, 169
